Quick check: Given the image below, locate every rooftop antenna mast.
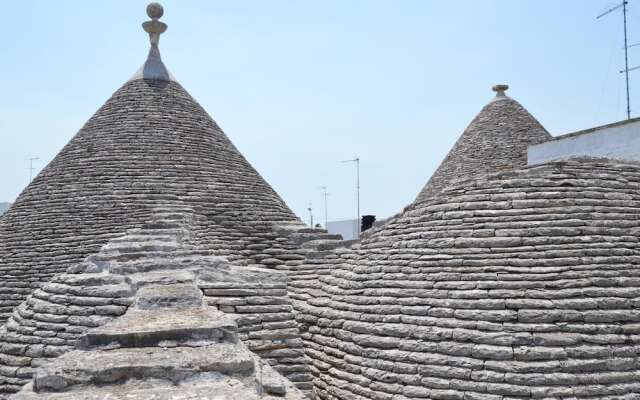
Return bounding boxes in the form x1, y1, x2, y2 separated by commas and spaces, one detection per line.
307, 203, 314, 228
597, 1, 634, 119
342, 157, 360, 237
320, 186, 329, 229
28, 157, 39, 182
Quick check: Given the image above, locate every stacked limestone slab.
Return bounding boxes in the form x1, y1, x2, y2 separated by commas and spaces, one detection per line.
0, 47, 305, 324
0, 204, 312, 397
288, 87, 640, 399
299, 157, 640, 400
12, 275, 306, 399
0, 5, 362, 396
197, 253, 319, 394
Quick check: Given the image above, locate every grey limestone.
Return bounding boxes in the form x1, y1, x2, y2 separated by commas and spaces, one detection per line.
0, 205, 313, 397
292, 158, 640, 400
415, 88, 551, 202
11, 277, 307, 400
276, 89, 640, 400
0, 44, 305, 325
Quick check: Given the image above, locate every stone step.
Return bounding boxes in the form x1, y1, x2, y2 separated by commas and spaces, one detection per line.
32, 344, 255, 392
106, 251, 215, 273
300, 239, 346, 251
125, 270, 196, 290
134, 284, 203, 310
303, 249, 343, 259
122, 227, 191, 238
50, 272, 125, 287
109, 234, 181, 244
15, 367, 304, 400
293, 228, 328, 234
14, 379, 260, 400
79, 306, 238, 350
287, 232, 343, 245
42, 282, 133, 299
101, 239, 186, 254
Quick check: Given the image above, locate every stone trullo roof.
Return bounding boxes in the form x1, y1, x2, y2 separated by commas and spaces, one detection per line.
295, 157, 640, 400
415, 84, 551, 202
0, 202, 312, 398
14, 301, 307, 400
0, 3, 304, 324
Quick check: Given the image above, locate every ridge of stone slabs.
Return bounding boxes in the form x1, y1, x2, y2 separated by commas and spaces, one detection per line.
198, 267, 287, 290
125, 270, 196, 290
78, 307, 239, 349
14, 372, 307, 400
33, 343, 255, 391
106, 253, 223, 275
134, 284, 204, 310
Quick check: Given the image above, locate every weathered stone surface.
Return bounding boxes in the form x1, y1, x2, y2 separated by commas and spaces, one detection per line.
416, 89, 551, 201
12, 375, 296, 400
134, 284, 203, 310
289, 157, 640, 400
9, 225, 308, 400
0, 47, 308, 327
78, 307, 238, 350
0, 207, 313, 397
33, 344, 255, 390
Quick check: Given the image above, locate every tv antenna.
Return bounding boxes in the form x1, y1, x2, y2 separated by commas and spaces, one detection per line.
341, 156, 360, 237
28, 157, 39, 182
307, 203, 314, 228
320, 186, 329, 229
597, 1, 635, 119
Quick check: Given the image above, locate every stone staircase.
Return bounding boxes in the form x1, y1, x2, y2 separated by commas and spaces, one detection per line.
1, 204, 310, 399
12, 283, 307, 399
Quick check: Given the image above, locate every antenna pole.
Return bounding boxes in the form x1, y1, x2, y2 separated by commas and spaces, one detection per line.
356, 157, 360, 237
342, 156, 361, 238
321, 186, 329, 229
598, 0, 634, 119
624, 0, 631, 119
28, 157, 39, 182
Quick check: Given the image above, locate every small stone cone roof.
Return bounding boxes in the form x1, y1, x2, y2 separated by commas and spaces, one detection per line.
0, 6, 301, 324
415, 85, 551, 202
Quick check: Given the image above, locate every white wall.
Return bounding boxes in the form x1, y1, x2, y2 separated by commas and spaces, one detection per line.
528, 119, 640, 165
327, 219, 359, 241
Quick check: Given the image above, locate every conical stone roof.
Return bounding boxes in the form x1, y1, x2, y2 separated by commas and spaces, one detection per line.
415, 84, 551, 202
298, 157, 640, 400
0, 203, 312, 395
0, 5, 301, 323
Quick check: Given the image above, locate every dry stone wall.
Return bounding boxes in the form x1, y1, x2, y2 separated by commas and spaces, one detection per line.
0, 204, 313, 397
12, 281, 307, 399
296, 158, 640, 400
0, 78, 304, 324
198, 226, 355, 397
202, 271, 312, 394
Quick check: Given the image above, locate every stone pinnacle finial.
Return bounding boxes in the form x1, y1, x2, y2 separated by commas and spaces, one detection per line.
492, 84, 509, 97
133, 2, 173, 82
143, 3, 167, 48
147, 3, 164, 19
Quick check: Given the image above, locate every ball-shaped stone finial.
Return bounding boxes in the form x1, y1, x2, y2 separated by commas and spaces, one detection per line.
492, 84, 509, 93
147, 2, 164, 19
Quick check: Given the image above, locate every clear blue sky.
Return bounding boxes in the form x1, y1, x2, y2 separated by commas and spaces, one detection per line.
0, 1, 637, 224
